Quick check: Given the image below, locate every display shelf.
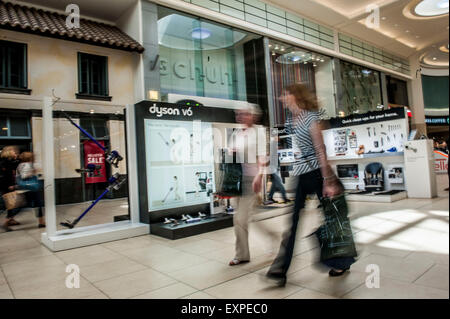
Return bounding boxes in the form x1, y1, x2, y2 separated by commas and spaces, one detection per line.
328, 152, 404, 161
151, 213, 233, 240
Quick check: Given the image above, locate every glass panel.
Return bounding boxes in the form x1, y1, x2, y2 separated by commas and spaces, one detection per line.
0, 116, 7, 137
80, 118, 95, 137
0, 41, 26, 88
338, 61, 382, 115
157, 7, 259, 102
269, 39, 336, 125
9, 117, 29, 137
93, 119, 108, 139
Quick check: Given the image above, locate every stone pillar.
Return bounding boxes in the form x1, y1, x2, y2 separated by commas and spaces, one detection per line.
407, 53, 427, 136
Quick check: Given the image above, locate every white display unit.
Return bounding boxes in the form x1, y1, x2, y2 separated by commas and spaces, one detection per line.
322, 108, 409, 202
40, 101, 149, 252
404, 139, 438, 198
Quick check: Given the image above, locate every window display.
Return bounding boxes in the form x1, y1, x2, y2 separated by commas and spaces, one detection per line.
144, 119, 216, 212
269, 40, 336, 125
338, 61, 383, 116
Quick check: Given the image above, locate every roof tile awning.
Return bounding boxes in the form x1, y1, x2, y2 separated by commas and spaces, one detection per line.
0, 1, 144, 53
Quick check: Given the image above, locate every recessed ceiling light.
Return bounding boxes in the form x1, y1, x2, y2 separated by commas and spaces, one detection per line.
416, 35, 420, 38
415, 0, 449, 17
433, 57, 437, 60
405, 30, 410, 33
381, 16, 387, 20
191, 27, 212, 39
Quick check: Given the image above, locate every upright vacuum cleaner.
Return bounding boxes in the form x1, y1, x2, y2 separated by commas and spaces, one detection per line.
59, 110, 126, 229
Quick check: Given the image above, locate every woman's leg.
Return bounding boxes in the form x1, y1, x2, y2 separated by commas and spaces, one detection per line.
268, 176, 307, 277
232, 177, 254, 262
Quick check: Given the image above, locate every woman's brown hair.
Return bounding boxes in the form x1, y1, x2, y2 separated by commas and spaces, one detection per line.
286, 83, 319, 111
19, 151, 33, 163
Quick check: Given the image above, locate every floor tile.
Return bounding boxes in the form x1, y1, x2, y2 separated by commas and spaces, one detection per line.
343, 277, 449, 299
94, 269, 176, 299
55, 245, 124, 267
405, 251, 449, 266
12, 277, 101, 299
168, 261, 249, 290
0, 284, 13, 299
350, 254, 435, 283
173, 238, 231, 255
143, 250, 210, 273
414, 264, 449, 291
285, 288, 336, 299
182, 291, 216, 299
81, 257, 147, 283
288, 265, 367, 297
204, 273, 302, 299
0, 245, 52, 265
131, 282, 197, 299
1, 255, 65, 282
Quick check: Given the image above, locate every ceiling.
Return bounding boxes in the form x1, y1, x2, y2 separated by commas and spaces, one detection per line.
264, 0, 449, 66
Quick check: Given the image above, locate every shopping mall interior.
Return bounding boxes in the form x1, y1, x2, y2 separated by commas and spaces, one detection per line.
0, 0, 448, 301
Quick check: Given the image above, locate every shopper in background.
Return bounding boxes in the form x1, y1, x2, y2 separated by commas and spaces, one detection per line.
228, 104, 277, 266
265, 83, 344, 286
267, 155, 290, 204
16, 152, 45, 228
0, 146, 21, 230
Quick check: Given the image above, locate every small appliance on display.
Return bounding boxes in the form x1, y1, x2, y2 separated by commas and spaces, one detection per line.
278, 149, 295, 163
336, 164, 359, 180
387, 167, 404, 184
364, 162, 385, 192
334, 129, 348, 156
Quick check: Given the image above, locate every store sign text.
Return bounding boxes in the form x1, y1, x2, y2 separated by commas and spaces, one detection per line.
149, 103, 193, 118
160, 57, 234, 86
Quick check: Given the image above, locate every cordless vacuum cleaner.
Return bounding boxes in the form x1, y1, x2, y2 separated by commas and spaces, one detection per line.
58, 110, 126, 229
60, 173, 127, 229
60, 110, 123, 168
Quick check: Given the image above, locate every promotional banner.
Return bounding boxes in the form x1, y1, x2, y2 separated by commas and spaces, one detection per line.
83, 140, 107, 183
434, 150, 449, 174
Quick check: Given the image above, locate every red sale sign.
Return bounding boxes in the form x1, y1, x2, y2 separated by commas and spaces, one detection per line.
83, 140, 107, 184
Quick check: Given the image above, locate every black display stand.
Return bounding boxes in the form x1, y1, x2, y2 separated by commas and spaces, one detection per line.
151, 213, 234, 240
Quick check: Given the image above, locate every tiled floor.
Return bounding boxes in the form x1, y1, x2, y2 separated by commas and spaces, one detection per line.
0, 176, 448, 299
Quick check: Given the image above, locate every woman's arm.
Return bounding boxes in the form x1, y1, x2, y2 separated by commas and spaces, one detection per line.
309, 121, 342, 197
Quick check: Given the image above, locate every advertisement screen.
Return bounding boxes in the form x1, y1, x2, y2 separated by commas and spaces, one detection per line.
145, 119, 216, 212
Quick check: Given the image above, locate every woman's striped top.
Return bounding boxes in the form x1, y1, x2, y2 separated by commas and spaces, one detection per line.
286, 109, 321, 176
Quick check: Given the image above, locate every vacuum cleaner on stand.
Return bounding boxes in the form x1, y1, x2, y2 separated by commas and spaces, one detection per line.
58, 109, 126, 229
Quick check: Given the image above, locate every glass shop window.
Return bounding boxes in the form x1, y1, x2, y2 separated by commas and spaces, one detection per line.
77, 53, 109, 97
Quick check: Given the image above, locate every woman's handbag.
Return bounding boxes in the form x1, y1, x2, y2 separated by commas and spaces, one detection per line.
316, 194, 357, 262
2, 191, 26, 210
217, 162, 242, 197
16, 175, 41, 192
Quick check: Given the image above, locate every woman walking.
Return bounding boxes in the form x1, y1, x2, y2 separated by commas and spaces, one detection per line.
265, 83, 346, 286
1, 146, 21, 230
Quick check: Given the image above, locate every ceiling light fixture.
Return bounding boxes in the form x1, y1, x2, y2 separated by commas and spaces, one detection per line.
414, 0, 449, 17
191, 27, 212, 40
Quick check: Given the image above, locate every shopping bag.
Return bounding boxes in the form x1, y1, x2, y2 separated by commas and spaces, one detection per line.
16, 175, 41, 192
316, 194, 357, 262
2, 191, 26, 210
217, 162, 242, 197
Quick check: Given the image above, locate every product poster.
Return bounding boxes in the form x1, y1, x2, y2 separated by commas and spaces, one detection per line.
145, 119, 216, 212
83, 140, 107, 184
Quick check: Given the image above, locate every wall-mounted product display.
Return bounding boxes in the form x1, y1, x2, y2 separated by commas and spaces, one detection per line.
323, 108, 410, 201
144, 119, 215, 212
324, 108, 409, 159
134, 101, 246, 239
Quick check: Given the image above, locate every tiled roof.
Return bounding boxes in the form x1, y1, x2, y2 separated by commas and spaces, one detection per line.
0, 1, 144, 53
